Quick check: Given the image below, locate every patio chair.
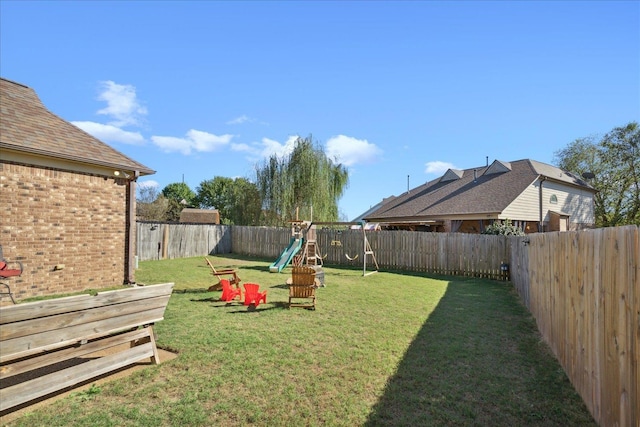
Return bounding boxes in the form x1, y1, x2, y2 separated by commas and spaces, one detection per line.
205, 257, 241, 291
288, 266, 317, 310
220, 278, 242, 303
243, 283, 267, 308
0, 245, 22, 304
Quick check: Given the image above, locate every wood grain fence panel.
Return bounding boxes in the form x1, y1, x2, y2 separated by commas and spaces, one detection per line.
136, 222, 231, 261
593, 229, 604, 423
603, 228, 619, 424
581, 229, 596, 420
509, 236, 530, 306
519, 226, 638, 427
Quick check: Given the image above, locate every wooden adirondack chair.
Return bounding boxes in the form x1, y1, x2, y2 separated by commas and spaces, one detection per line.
205, 257, 241, 291
288, 266, 317, 310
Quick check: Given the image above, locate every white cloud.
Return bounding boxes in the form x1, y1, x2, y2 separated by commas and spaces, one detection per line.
96, 81, 147, 127
138, 180, 159, 189
151, 136, 191, 155
425, 161, 457, 175
231, 142, 252, 152
325, 135, 383, 166
187, 129, 233, 152
259, 135, 299, 158
151, 130, 233, 155
72, 121, 145, 145
227, 115, 250, 125
233, 136, 299, 164
227, 115, 270, 126
240, 135, 382, 166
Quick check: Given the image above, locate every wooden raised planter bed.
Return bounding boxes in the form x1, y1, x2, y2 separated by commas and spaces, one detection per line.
0, 283, 174, 413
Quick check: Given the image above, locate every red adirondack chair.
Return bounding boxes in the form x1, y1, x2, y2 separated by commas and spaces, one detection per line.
0, 246, 22, 304
243, 283, 267, 308
0, 261, 21, 278
220, 278, 242, 303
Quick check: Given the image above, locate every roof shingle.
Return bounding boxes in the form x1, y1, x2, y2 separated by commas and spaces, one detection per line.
365, 159, 594, 221
0, 77, 154, 175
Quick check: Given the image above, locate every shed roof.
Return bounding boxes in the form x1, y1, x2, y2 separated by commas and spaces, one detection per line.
0, 77, 154, 175
179, 208, 220, 224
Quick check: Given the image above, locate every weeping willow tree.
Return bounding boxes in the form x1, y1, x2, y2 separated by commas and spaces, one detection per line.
256, 136, 349, 225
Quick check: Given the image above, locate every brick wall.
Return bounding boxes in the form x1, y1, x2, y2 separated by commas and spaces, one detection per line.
1, 162, 129, 301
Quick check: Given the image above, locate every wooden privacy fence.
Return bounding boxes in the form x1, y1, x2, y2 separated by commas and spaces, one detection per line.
231, 226, 293, 260
137, 223, 511, 280
510, 226, 639, 427
232, 226, 511, 280
136, 222, 231, 261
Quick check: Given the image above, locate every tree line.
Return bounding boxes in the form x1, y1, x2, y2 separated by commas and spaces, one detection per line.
137, 136, 348, 226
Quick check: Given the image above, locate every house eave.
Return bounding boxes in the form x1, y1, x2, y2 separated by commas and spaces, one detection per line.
0, 144, 155, 177
366, 212, 503, 223
537, 174, 596, 192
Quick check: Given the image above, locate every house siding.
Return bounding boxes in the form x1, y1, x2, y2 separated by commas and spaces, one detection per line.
1, 162, 129, 300
501, 178, 594, 230
501, 179, 540, 222
541, 180, 594, 228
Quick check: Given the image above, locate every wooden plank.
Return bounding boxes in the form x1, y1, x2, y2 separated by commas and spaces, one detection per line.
0, 342, 155, 412
631, 226, 639, 427
1, 306, 167, 363
0, 327, 152, 380
602, 227, 619, 424
0, 283, 174, 325
0, 294, 170, 341
581, 229, 596, 420
593, 228, 604, 422
611, 225, 632, 427
147, 326, 160, 364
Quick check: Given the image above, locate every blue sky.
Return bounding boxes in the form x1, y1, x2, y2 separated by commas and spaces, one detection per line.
2, 1, 638, 221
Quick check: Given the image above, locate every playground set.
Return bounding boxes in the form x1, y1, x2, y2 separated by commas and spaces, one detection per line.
269, 219, 379, 276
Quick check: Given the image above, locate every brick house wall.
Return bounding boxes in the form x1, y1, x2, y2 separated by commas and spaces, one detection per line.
1, 162, 130, 300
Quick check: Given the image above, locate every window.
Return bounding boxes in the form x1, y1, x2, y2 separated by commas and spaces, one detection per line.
550, 194, 558, 204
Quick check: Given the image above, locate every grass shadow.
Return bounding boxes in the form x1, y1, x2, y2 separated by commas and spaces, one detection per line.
227, 301, 290, 313
188, 296, 220, 303
364, 279, 596, 426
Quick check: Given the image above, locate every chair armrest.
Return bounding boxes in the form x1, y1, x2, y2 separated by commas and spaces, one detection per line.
0, 259, 22, 277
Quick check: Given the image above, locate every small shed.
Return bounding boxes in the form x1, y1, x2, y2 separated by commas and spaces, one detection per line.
179, 208, 220, 224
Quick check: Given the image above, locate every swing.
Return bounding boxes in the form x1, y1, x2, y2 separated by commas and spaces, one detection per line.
329, 228, 358, 261
311, 220, 380, 276
330, 229, 343, 247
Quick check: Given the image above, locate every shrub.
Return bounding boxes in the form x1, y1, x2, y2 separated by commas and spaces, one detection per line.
482, 219, 525, 236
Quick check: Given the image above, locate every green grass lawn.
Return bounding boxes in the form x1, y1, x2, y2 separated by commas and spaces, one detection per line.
6, 255, 595, 426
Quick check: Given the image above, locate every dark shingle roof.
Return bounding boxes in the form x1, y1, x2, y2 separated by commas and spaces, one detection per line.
0, 78, 154, 175
365, 159, 594, 222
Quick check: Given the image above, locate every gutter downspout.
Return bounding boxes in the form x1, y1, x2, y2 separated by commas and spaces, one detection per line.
539, 176, 547, 232
126, 171, 140, 284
